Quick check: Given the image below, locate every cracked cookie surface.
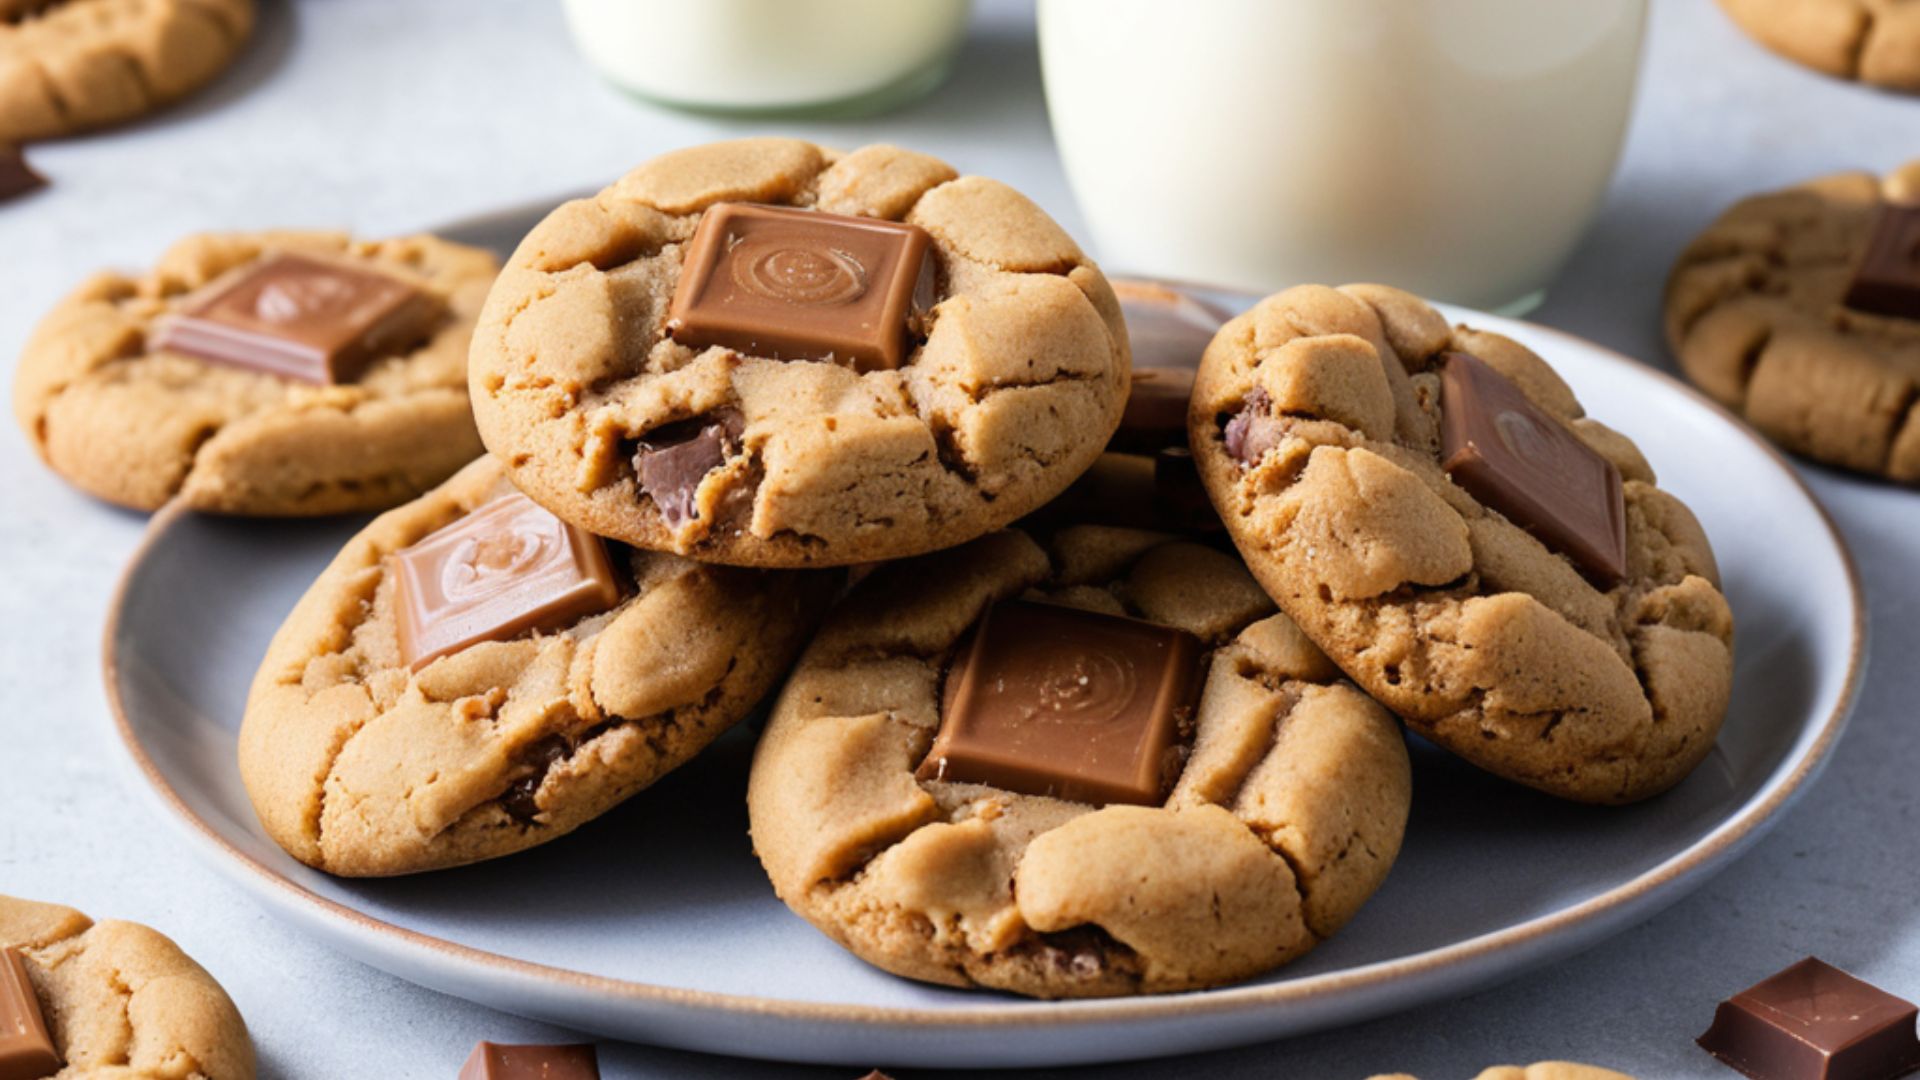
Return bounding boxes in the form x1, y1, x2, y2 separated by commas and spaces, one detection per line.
746, 524, 1410, 998
0, 893, 254, 1079
1191, 284, 1734, 804
1665, 162, 1920, 481
14, 230, 499, 515
239, 455, 839, 876
0, 0, 252, 141
1718, 0, 1920, 91
468, 138, 1130, 568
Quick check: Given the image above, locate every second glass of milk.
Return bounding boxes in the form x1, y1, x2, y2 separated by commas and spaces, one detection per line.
1038, 0, 1646, 312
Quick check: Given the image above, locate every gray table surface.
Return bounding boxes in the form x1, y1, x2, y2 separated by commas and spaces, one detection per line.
3, 1, 1916, 1077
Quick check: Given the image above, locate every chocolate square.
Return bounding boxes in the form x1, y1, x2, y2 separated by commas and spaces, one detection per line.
1439, 352, 1627, 585
666, 202, 936, 372
0, 143, 44, 204
1698, 958, 1920, 1080
151, 252, 446, 384
0, 946, 59, 1080
915, 600, 1203, 806
391, 492, 624, 671
1844, 202, 1920, 320
457, 1042, 600, 1080
1109, 281, 1228, 454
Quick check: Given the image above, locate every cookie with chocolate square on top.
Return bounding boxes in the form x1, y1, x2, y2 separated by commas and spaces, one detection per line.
467, 138, 1130, 568
747, 516, 1410, 998
1190, 284, 1733, 804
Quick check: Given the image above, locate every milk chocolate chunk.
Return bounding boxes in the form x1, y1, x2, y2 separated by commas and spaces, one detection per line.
1697, 958, 1920, 1080
1845, 203, 1920, 320
1224, 387, 1284, 465
667, 202, 936, 372
457, 1041, 600, 1080
150, 252, 446, 384
0, 946, 59, 1080
0, 144, 44, 203
916, 599, 1203, 806
1439, 351, 1627, 585
391, 492, 624, 671
1109, 281, 1229, 454
633, 410, 746, 528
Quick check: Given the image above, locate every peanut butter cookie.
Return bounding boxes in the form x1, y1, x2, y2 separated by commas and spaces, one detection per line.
1666, 162, 1920, 482
240, 455, 838, 876
1718, 0, 1920, 92
1191, 285, 1733, 804
1370, 1065, 1634, 1080
468, 138, 1130, 568
0, 0, 253, 142
15, 230, 499, 515
0, 893, 254, 1079
747, 524, 1410, 998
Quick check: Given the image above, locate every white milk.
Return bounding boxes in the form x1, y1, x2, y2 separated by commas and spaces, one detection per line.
563, 0, 972, 114
1038, 0, 1646, 310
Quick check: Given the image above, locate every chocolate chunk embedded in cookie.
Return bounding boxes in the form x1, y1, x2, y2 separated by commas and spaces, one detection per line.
240, 455, 839, 876
468, 138, 1130, 568
1192, 284, 1733, 804
13, 230, 499, 515
747, 524, 1410, 998
1666, 162, 1920, 483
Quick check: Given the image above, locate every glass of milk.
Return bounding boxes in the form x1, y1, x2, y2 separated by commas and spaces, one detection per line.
1038, 0, 1646, 313
563, 0, 973, 117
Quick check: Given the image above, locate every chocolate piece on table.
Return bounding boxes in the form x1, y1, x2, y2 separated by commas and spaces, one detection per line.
667, 202, 936, 372
0, 945, 60, 1080
1108, 280, 1230, 455
633, 409, 746, 528
916, 599, 1203, 806
0, 143, 44, 203
457, 1041, 600, 1080
150, 252, 446, 384
1698, 958, 1920, 1080
391, 491, 624, 672
1439, 351, 1627, 585
1223, 387, 1284, 466
1844, 202, 1920, 320
1113, 365, 1198, 455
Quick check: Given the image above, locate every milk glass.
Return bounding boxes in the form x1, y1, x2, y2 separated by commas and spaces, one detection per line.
1038, 0, 1646, 312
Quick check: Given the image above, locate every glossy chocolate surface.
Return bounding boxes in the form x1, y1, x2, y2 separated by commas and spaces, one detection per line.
1698, 957, 1920, 1080
633, 409, 746, 528
1845, 202, 1920, 320
0, 946, 58, 1080
457, 1041, 600, 1080
1108, 280, 1229, 455
391, 492, 624, 671
667, 202, 936, 372
1440, 351, 1627, 585
916, 599, 1203, 806
150, 252, 444, 384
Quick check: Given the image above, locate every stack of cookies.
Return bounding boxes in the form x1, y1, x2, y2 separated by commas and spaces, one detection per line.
13, 138, 1737, 1007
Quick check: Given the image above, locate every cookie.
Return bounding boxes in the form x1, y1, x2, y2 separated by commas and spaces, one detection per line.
468, 137, 1130, 568
14, 230, 500, 515
239, 455, 838, 876
1369, 1065, 1634, 1080
0, 0, 254, 142
1665, 162, 1920, 482
1190, 284, 1733, 804
747, 523, 1410, 998
0, 893, 254, 1079
1717, 0, 1920, 92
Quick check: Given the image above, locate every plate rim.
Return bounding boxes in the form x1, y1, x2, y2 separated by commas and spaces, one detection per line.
99, 300, 1868, 1033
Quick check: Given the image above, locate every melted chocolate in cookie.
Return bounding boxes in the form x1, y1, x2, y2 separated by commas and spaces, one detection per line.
917, 599, 1202, 806
1844, 202, 1920, 320
632, 410, 746, 528
1224, 387, 1285, 465
151, 253, 446, 384
666, 203, 936, 372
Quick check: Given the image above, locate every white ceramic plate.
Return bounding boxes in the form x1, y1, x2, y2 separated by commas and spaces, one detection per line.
102, 204, 1864, 1069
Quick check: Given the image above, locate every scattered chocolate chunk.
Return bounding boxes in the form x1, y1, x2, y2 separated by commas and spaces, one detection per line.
1223, 387, 1283, 465
1113, 366, 1198, 455
1439, 351, 1627, 585
1844, 202, 1920, 320
457, 1041, 599, 1079
0, 143, 45, 204
1698, 958, 1920, 1080
0, 945, 60, 1080
916, 599, 1203, 806
150, 252, 446, 384
1108, 280, 1229, 454
633, 410, 746, 528
390, 491, 625, 671
667, 202, 937, 372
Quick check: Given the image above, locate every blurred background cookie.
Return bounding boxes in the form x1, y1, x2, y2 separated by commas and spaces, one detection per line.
1717, 0, 1920, 92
